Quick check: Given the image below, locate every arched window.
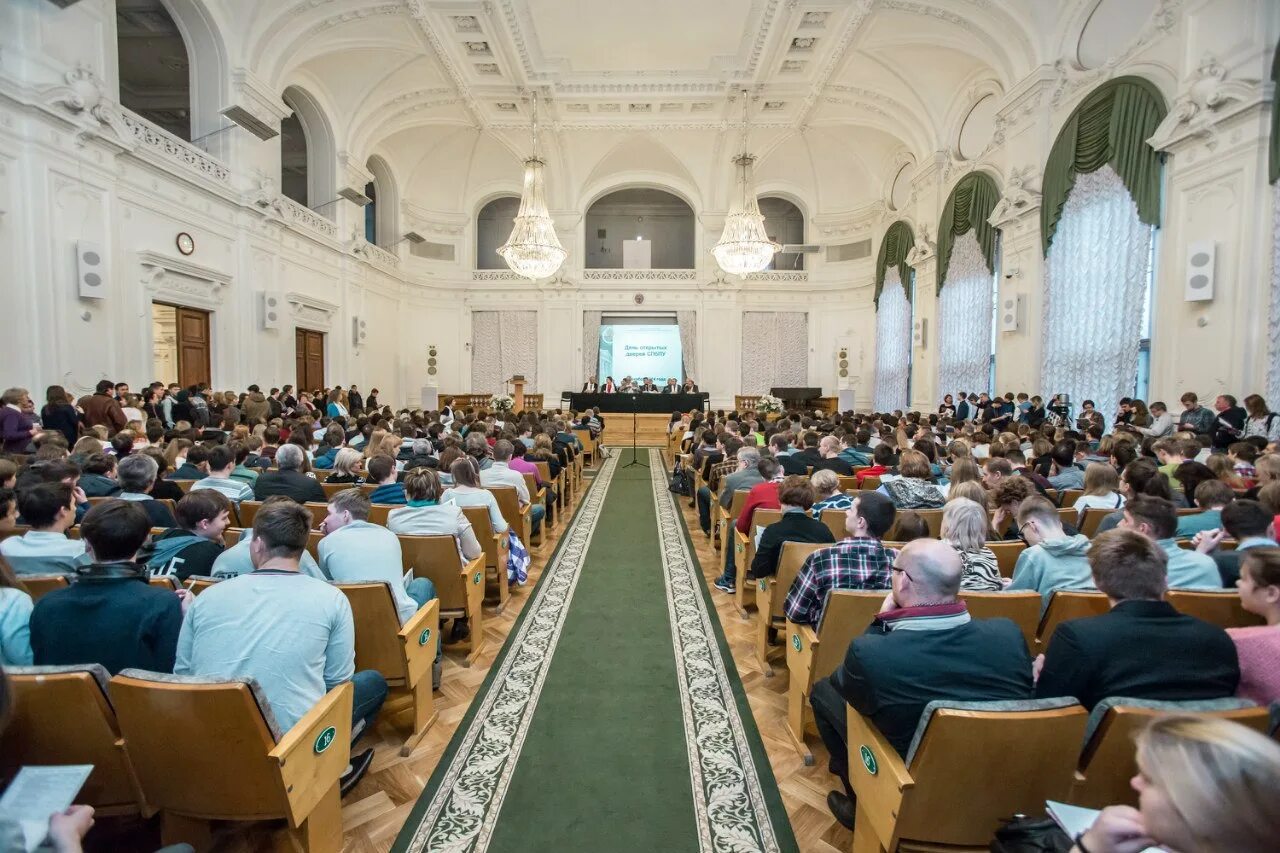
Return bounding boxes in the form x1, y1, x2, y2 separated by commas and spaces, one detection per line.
874, 221, 915, 412
476, 196, 521, 269
758, 197, 805, 270
279, 86, 336, 215
364, 180, 377, 244
279, 95, 309, 206
584, 188, 694, 269
936, 172, 1001, 397
365, 155, 397, 248
1041, 77, 1166, 422
116, 0, 192, 141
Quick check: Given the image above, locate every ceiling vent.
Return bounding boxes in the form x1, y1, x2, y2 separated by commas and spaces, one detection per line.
826, 239, 873, 262
410, 241, 456, 262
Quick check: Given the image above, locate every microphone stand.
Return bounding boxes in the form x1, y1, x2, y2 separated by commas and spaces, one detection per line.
622, 391, 648, 468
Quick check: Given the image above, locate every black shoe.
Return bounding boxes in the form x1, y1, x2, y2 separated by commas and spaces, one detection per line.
826, 790, 856, 830
450, 618, 471, 643
340, 748, 375, 797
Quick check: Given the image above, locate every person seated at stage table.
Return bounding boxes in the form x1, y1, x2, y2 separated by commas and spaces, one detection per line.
682, 378, 699, 393
640, 377, 659, 393
601, 376, 617, 393
619, 376, 636, 392
581, 375, 599, 393
663, 378, 679, 393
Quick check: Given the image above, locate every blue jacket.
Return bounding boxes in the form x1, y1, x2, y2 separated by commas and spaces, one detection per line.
312, 447, 339, 469
369, 482, 407, 505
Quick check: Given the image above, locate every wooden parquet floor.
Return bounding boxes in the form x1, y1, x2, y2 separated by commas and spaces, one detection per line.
187, 452, 850, 853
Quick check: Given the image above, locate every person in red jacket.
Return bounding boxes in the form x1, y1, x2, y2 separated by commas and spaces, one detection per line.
855, 443, 895, 486
715, 456, 785, 593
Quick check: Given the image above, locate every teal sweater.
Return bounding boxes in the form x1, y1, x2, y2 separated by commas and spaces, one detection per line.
1006, 534, 1095, 612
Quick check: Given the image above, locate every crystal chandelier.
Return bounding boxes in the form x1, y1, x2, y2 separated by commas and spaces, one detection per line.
498, 92, 566, 280
712, 92, 778, 276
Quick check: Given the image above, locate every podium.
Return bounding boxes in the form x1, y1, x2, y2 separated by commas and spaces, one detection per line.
509, 375, 525, 412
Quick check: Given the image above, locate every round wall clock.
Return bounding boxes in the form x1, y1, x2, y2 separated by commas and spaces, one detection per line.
176, 232, 195, 255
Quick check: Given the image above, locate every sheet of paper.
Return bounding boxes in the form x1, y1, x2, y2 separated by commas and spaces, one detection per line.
0, 765, 92, 853
754, 525, 765, 548
1046, 801, 1164, 853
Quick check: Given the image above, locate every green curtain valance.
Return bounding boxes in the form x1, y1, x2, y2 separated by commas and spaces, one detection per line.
936, 171, 1000, 294
1041, 76, 1168, 255
1270, 38, 1280, 184
874, 220, 915, 308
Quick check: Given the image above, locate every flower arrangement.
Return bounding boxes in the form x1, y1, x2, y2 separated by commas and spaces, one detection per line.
489, 394, 515, 413
755, 394, 783, 413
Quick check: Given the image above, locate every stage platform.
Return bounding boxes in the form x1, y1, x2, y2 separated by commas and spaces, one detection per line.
598, 412, 672, 446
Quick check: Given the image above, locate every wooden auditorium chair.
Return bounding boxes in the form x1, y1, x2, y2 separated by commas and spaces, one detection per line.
1078, 507, 1114, 537
15, 573, 69, 601
1070, 697, 1270, 809
532, 460, 564, 515
1037, 590, 1111, 649
236, 500, 262, 528
958, 590, 1041, 649
489, 485, 532, 553
714, 489, 749, 552
334, 582, 440, 756
399, 534, 487, 665
1166, 589, 1265, 630
0, 664, 148, 816
848, 698, 1087, 852
755, 541, 829, 676
818, 508, 849, 541
460, 505, 511, 611
522, 473, 549, 544
732, 508, 783, 617
786, 589, 885, 764
183, 575, 220, 595
988, 540, 1027, 578
110, 671, 352, 853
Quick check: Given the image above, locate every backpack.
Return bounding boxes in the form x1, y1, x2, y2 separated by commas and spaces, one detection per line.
668, 459, 690, 495
507, 531, 530, 585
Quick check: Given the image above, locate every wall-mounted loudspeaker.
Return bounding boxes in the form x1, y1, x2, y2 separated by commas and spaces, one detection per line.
260, 292, 281, 330
352, 316, 368, 347
911, 317, 927, 349
76, 240, 105, 299
1185, 241, 1215, 302
999, 293, 1025, 332
427, 345, 438, 377
837, 347, 849, 379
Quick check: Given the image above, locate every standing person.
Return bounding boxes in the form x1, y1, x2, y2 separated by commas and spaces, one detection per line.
175, 500, 385, 793
1177, 392, 1215, 436
0, 388, 40, 454
40, 386, 79, 447
347, 385, 363, 413
1211, 394, 1247, 451
78, 381, 126, 434
1241, 394, 1280, 444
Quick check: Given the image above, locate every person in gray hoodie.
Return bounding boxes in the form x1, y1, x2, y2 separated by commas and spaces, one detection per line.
1006, 495, 1095, 612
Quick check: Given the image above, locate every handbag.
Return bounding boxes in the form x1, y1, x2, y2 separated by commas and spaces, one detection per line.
668, 460, 690, 495
506, 530, 530, 585
989, 816, 1073, 853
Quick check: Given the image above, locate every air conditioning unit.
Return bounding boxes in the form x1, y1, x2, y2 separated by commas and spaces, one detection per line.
999, 293, 1025, 332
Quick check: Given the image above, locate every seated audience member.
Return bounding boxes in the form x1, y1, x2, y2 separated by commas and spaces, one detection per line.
940, 497, 1001, 591
946, 479, 989, 510
855, 443, 894, 486
1077, 715, 1280, 853
175, 500, 385, 793
367, 454, 407, 505
1198, 499, 1278, 586
228, 441, 260, 485
1097, 458, 1181, 535
892, 510, 930, 543
1229, 548, 1280, 705
142, 449, 186, 502
0, 483, 87, 574
808, 539, 1033, 829
718, 456, 786, 593
838, 429, 874, 467
320, 489, 436, 623
0, 489, 14, 533
253, 444, 326, 503
1153, 437, 1193, 492
508, 439, 556, 523
1071, 462, 1124, 521
784, 492, 897, 626
1035, 529, 1239, 709
1006, 496, 1095, 610
1121, 494, 1221, 588
441, 456, 508, 534
189, 445, 254, 505
77, 453, 120, 497
1046, 440, 1085, 490
140, 490, 230, 580
695, 437, 743, 535
810, 469, 853, 514
168, 443, 210, 481
30, 500, 184, 674
811, 435, 854, 476
717, 446, 764, 515
325, 447, 366, 484
387, 468, 483, 560
0, 556, 33, 665
879, 450, 944, 509
478, 439, 544, 533
209, 495, 326, 580
1175, 479, 1236, 538
114, 453, 177, 527
749, 476, 836, 579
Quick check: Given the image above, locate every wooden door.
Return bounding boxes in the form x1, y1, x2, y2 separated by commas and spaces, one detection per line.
295, 329, 325, 393
174, 306, 211, 388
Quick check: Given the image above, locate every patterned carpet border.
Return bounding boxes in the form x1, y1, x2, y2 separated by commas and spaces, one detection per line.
647, 449, 797, 853
393, 452, 620, 853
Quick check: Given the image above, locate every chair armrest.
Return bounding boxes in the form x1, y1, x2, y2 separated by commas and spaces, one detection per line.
786, 621, 819, 688
846, 709, 913, 848
464, 556, 485, 614
269, 682, 353, 828
398, 598, 439, 689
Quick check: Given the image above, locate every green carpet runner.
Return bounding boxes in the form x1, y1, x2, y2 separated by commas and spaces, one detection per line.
393, 449, 797, 853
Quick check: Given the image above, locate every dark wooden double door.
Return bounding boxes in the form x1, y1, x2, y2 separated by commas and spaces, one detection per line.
295, 329, 325, 393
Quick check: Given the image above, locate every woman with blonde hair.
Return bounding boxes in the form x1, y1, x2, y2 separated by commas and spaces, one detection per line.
363, 428, 388, 459
325, 448, 365, 485
1072, 462, 1125, 521
1075, 715, 1280, 852
387, 468, 482, 561
441, 456, 508, 535
946, 480, 988, 511
940, 497, 1001, 590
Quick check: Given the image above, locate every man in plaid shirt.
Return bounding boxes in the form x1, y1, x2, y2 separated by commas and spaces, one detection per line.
784, 492, 898, 626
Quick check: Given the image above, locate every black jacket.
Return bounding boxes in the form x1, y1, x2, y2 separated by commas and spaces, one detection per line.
149, 478, 185, 502
781, 449, 823, 476
79, 473, 121, 497
813, 456, 855, 476
41, 403, 80, 446
30, 564, 183, 674
128, 497, 178, 528
1211, 405, 1247, 450
169, 462, 205, 480
830, 615, 1033, 757
137, 527, 224, 581
749, 510, 835, 579
253, 470, 326, 504
1035, 599, 1239, 709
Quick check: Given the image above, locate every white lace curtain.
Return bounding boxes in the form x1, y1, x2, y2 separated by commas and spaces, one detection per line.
1269, 180, 1280, 405
582, 311, 601, 383
471, 310, 538, 394
874, 270, 912, 412
739, 312, 808, 394
1042, 165, 1151, 424
677, 310, 696, 380
937, 231, 994, 398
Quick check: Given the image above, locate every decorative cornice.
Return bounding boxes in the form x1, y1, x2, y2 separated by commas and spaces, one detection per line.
1049, 0, 1182, 108
275, 194, 339, 240
472, 270, 526, 281
742, 271, 808, 282
581, 269, 698, 281
796, 1, 876, 127
41, 65, 138, 152
287, 291, 340, 331
988, 165, 1041, 228
120, 111, 231, 186
1148, 54, 1265, 152
138, 250, 231, 308
226, 68, 290, 132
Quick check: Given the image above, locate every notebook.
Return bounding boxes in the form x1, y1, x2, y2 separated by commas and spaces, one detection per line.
1046, 800, 1163, 852
0, 765, 92, 853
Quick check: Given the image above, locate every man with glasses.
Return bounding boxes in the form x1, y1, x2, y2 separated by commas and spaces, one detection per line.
1005, 496, 1095, 612
807, 538, 1034, 830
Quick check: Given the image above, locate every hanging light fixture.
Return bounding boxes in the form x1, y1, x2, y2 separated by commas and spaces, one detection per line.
712, 90, 779, 276
498, 91, 566, 280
